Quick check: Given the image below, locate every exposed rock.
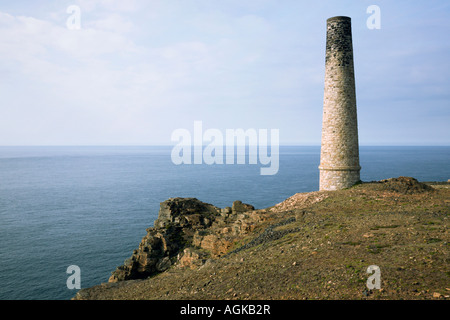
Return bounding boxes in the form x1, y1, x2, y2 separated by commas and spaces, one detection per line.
156, 256, 172, 272
177, 247, 208, 269
225, 217, 299, 256
376, 177, 434, 194
109, 197, 258, 282
433, 292, 443, 299
221, 207, 232, 215
199, 234, 233, 257
154, 197, 220, 229
232, 200, 255, 213
270, 191, 329, 212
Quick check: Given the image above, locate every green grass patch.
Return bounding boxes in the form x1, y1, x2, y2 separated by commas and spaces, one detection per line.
426, 238, 442, 244
342, 241, 361, 246
367, 244, 390, 254
370, 225, 400, 230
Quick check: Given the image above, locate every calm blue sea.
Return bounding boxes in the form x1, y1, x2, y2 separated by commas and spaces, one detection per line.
0, 146, 449, 300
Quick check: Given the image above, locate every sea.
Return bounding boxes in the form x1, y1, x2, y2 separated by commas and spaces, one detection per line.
0, 146, 448, 300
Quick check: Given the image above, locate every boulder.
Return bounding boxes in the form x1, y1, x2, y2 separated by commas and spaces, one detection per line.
232, 200, 255, 214
177, 248, 208, 269
154, 197, 220, 228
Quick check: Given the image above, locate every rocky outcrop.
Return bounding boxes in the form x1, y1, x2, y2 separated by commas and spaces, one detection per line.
371, 176, 434, 194
108, 198, 260, 282
232, 200, 255, 213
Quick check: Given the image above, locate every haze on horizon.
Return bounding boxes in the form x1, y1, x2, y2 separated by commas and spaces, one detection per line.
0, 0, 449, 146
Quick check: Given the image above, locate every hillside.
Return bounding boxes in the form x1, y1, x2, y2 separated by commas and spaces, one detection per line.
73, 177, 449, 300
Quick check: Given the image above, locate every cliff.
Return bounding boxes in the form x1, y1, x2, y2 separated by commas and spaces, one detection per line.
107, 197, 258, 282
74, 177, 449, 300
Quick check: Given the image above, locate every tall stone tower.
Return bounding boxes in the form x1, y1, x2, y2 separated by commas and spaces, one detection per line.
319, 16, 361, 191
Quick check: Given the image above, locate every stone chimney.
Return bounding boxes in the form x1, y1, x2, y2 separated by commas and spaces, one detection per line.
319, 16, 361, 190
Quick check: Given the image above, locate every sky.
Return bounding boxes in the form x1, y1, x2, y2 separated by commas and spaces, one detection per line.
0, 0, 449, 146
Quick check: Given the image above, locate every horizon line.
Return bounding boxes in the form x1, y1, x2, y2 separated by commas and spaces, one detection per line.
0, 144, 449, 147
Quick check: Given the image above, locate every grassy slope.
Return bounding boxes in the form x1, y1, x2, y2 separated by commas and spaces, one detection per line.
74, 181, 449, 300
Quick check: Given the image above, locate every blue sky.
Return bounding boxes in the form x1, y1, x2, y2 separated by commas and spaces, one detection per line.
0, 0, 449, 146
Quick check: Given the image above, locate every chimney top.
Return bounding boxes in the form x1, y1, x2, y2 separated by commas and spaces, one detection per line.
327, 16, 351, 22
